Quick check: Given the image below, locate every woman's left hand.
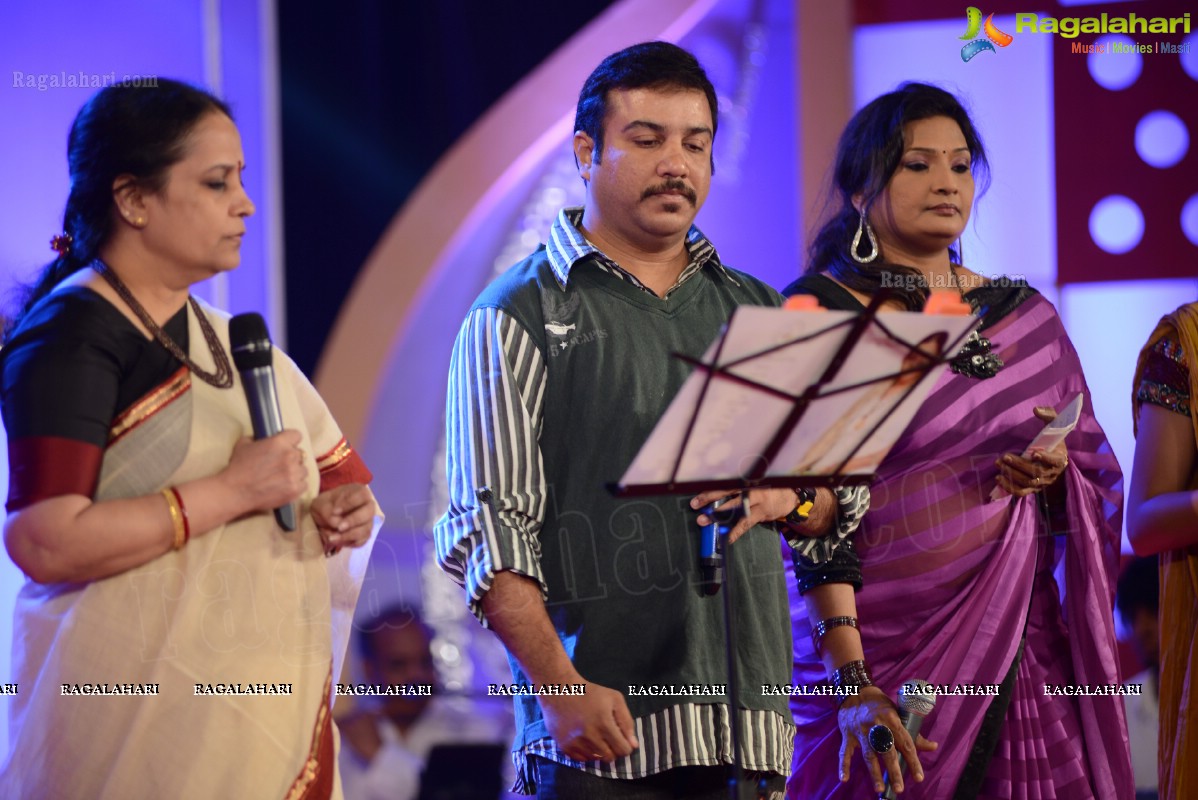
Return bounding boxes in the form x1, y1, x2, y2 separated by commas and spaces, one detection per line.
995, 406, 1070, 497
310, 483, 375, 554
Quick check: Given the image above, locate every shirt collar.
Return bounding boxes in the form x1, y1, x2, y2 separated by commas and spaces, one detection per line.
544, 206, 734, 288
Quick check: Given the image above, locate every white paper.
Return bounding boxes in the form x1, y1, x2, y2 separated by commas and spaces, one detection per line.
617, 306, 978, 490
989, 392, 1083, 501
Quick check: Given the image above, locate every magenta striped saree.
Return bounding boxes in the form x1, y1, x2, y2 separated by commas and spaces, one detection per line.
787, 295, 1134, 799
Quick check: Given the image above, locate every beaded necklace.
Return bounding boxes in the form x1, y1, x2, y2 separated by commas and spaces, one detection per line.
92, 261, 234, 388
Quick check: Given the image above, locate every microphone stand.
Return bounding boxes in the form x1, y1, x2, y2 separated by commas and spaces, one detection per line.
705, 500, 770, 800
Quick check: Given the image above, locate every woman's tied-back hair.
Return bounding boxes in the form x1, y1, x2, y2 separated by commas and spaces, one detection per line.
574, 41, 719, 173
808, 82, 990, 310
6, 78, 231, 339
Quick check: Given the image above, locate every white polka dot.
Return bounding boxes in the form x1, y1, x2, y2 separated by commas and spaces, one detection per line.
1136, 110, 1189, 168
1181, 33, 1198, 81
1181, 194, 1198, 247
1089, 195, 1144, 254
1088, 34, 1141, 90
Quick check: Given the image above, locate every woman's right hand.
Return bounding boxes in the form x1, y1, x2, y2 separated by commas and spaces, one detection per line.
837, 685, 937, 794
221, 431, 308, 515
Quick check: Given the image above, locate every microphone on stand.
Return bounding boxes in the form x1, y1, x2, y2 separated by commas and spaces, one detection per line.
699, 497, 743, 595
698, 500, 724, 595
229, 312, 297, 532
881, 678, 937, 800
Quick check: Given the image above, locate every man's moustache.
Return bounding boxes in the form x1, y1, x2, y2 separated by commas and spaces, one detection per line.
642, 182, 696, 205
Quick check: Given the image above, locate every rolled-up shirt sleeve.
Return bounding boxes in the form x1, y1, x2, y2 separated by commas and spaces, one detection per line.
433, 307, 548, 626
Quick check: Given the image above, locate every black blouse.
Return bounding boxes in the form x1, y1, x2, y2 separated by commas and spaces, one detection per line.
781, 273, 1038, 330
1, 287, 188, 509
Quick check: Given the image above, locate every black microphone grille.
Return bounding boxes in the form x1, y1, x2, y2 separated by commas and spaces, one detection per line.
229, 312, 273, 371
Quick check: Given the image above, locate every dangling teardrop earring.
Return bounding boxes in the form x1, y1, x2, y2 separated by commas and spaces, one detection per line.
850, 212, 879, 264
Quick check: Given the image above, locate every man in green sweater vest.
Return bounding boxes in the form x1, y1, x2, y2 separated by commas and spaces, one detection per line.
435, 41, 860, 799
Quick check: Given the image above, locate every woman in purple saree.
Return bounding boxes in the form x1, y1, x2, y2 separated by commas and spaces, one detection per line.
783, 84, 1132, 799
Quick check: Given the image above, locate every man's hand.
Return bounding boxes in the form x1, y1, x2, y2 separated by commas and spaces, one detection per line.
540, 683, 639, 763
690, 487, 836, 542
481, 572, 640, 762
338, 710, 384, 762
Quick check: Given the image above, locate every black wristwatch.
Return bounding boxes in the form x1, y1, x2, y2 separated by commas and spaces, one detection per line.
779, 487, 816, 530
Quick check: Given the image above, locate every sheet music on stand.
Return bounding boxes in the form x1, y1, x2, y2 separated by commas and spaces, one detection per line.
614, 296, 980, 496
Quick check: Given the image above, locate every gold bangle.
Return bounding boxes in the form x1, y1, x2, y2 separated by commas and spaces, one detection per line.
161, 488, 186, 550
170, 486, 191, 545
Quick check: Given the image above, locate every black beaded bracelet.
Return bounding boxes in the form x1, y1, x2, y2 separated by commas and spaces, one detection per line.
811, 616, 859, 650
830, 659, 874, 705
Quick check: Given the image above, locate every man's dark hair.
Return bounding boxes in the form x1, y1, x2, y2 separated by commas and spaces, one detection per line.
356, 603, 434, 662
1115, 555, 1159, 627
574, 41, 718, 170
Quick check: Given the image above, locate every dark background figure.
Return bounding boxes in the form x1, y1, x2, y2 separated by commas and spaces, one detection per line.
1116, 555, 1161, 800
338, 604, 511, 800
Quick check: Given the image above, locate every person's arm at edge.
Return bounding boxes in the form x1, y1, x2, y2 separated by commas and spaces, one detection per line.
1128, 402, 1198, 554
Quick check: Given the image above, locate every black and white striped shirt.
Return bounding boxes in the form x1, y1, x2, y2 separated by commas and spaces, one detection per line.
434, 208, 867, 791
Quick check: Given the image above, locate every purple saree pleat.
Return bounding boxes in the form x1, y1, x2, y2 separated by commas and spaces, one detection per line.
787, 296, 1134, 799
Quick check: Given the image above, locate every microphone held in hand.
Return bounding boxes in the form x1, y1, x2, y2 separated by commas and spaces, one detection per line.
698, 497, 746, 595
698, 499, 725, 595
881, 678, 937, 800
229, 312, 296, 532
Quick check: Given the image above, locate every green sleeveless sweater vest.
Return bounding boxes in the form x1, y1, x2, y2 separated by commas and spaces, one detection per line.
472, 246, 792, 749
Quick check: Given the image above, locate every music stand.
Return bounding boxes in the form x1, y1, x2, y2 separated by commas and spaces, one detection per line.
612, 293, 979, 800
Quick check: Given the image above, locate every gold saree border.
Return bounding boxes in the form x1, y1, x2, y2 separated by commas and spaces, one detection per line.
285, 666, 335, 800
108, 366, 191, 446
315, 438, 352, 473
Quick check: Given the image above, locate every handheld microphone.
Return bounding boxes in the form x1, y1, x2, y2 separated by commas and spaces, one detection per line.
881, 679, 937, 800
699, 498, 726, 595
229, 312, 297, 532
698, 497, 747, 595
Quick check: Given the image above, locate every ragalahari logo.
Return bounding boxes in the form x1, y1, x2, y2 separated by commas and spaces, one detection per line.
959, 7, 1014, 61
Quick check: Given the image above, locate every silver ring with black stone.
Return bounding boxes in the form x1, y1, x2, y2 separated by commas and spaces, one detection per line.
868, 724, 894, 754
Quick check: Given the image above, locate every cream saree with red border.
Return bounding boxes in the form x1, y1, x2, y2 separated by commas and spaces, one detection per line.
1, 299, 379, 799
